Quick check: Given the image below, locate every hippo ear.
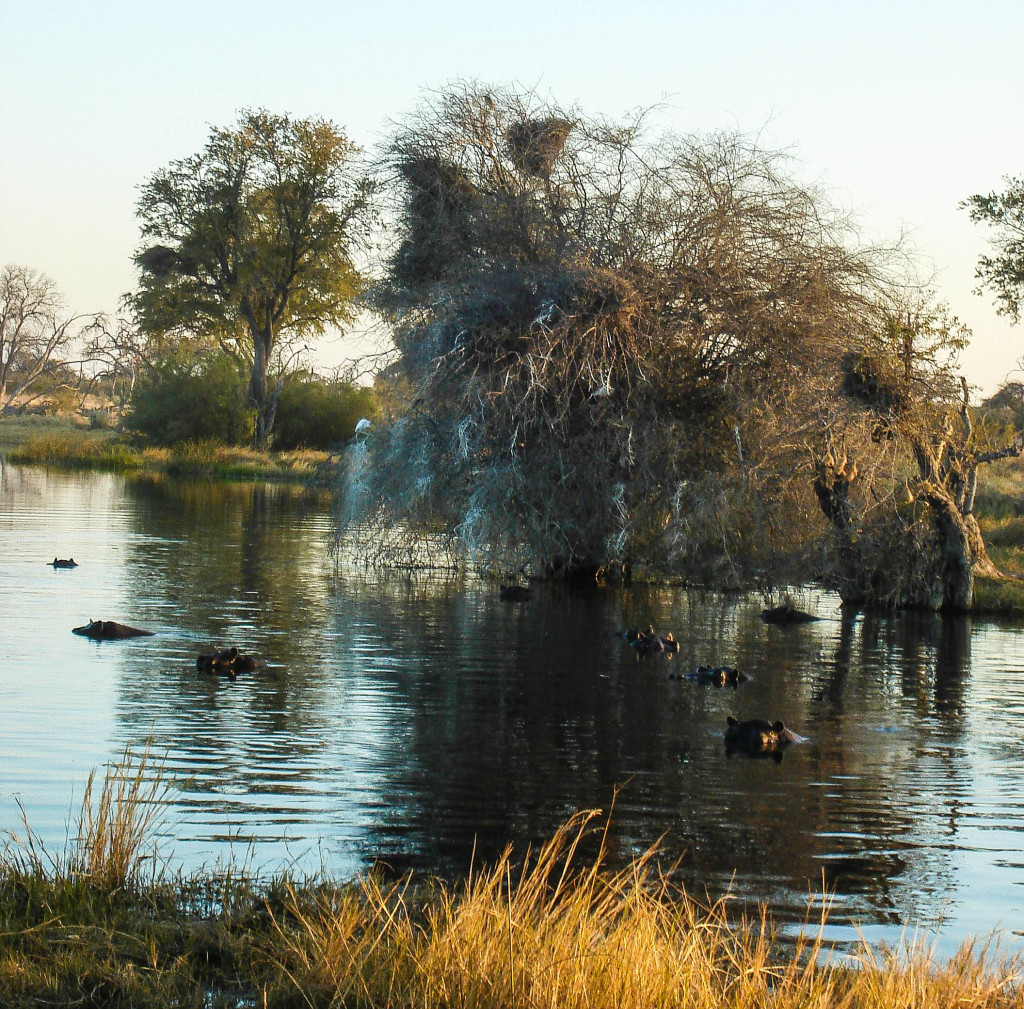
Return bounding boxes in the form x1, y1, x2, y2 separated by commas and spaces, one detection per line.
727, 715, 739, 726
772, 720, 785, 733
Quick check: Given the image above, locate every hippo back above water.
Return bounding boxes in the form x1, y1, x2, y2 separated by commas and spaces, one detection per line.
73, 619, 154, 640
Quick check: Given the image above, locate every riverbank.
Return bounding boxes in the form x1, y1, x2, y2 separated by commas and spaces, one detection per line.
5, 412, 1024, 613
0, 414, 331, 483
2, 754, 1021, 1009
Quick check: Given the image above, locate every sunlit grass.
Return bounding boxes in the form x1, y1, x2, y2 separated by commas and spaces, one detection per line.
6, 429, 142, 471
969, 575, 1024, 616
0, 415, 329, 482
3, 756, 1024, 1007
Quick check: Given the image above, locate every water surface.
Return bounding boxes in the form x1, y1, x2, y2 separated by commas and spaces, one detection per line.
2, 461, 1024, 957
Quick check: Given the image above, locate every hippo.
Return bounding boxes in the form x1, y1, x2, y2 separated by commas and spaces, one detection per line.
615, 625, 650, 644
50, 558, 78, 568
197, 646, 263, 679
724, 715, 799, 762
73, 619, 154, 640
687, 665, 750, 689
499, 585, 532, 602
761, 604, 818, 624
626, 627, 680, 657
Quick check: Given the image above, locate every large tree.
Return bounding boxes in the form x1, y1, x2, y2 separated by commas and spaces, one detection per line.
132, 109, 373, 448
0, 265, 93, 413
342, 84, 899, 582
963, 177, 1024, 323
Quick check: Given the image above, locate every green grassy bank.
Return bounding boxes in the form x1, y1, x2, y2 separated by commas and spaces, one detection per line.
0, 414, 331, 482
2, 752, 1023, 1008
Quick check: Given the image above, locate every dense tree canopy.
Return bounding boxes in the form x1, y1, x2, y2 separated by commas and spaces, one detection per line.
132, 109, 374, 448
342, 85, 901, 582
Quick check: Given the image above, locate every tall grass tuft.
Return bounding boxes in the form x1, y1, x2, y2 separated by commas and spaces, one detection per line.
72, 745, 168, 889
267, 811, 804, 1008
3, 745, 168, 890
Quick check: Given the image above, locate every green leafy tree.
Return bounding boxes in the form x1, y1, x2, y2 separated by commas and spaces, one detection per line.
963, 177, 1024, 323
132, 109, 373, 448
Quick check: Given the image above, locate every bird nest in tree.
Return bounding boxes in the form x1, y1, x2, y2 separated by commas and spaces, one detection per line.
505, 117, 574, 177
444, 264, 645, 384
397, 155, 475, 205
840, 352, 907, 413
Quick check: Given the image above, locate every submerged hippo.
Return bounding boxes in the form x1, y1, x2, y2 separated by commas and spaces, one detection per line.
687, 665, 750, 689
724, 715, 799, 762
621, 626, 680, 657
615, 625, 651, 644
73, 619, 154, 640
499, 584, 532, 602
196, 646, 263, 679
761, 604, 818, 625
50, 558, 78, 568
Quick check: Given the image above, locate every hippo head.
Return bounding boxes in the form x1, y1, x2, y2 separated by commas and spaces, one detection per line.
725, 716, 790, 762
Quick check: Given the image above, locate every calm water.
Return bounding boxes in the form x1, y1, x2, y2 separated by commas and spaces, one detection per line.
2, 461, 1024, 956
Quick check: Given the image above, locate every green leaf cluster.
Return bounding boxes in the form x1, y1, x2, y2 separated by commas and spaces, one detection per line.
963, 177, 1024, 324
124, 351, 253, 447
273, 373, 376, 450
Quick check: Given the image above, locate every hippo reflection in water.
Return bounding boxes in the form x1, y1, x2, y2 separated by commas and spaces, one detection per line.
724, 715, 799, 762
72, 619, 154, 640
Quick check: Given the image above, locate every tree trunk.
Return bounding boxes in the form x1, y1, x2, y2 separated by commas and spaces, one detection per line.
918, 481, 991, 612
813, 455, 866, 604
249, 327, 275, 451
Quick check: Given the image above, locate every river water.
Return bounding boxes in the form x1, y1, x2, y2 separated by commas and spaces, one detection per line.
2, 461, 1024, 957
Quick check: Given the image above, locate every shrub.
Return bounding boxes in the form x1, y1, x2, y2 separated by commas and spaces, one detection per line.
272, 374, 375, 451
46, 387, 80, 416
125, 351, 253, 446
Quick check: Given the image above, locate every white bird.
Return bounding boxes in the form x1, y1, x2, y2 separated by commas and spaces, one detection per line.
531, 302, 558, 329
354, 418, 372, 435
590, 378, 613, 399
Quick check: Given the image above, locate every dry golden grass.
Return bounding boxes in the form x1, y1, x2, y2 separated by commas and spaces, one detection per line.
4, 745, 167, 889
72, 745, 169, 889
2, 743, 1024, 1006
267, 810, 1024, 1009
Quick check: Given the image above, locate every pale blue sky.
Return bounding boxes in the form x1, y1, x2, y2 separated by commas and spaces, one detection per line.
2, 1, 1023, 391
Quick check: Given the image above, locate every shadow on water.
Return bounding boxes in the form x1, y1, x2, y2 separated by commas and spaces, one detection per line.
2, 462, 1024, 957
